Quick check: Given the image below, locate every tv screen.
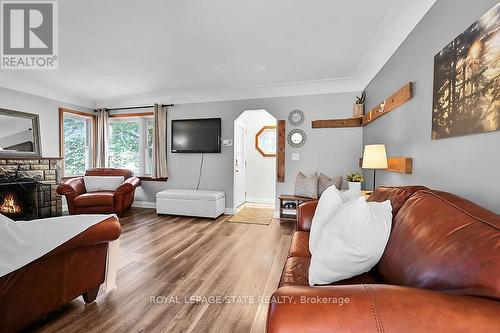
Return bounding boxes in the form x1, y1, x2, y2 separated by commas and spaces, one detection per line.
171, 118, 221, 153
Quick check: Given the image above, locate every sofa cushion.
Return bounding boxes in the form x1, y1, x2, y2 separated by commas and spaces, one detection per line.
289, 232, 311, 258
280, 257, 310, 287
367, 186, 428, 216
75, 192, 114, 208
279, 257, 381, 287
378, 190, 500, 300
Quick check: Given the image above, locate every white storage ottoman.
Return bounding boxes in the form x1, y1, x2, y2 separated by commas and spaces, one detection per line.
156, 189, 225, 218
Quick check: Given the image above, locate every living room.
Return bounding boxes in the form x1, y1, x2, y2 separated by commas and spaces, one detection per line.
0, 0, 499, 332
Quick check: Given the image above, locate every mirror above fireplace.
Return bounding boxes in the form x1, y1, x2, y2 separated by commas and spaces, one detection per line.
0, 108, 41, 158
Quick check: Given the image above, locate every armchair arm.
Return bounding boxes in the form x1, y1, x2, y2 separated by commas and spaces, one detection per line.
114, 177, 141, 213
56, 177, 86, 197
57, 177, 86, 214
297, 201, 318, 231
267, 285, 500, 333
45, 216, 121, 259
115, 176, 141, 195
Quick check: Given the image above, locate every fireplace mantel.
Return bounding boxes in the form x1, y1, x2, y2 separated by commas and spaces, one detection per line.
0, 157, 62, 160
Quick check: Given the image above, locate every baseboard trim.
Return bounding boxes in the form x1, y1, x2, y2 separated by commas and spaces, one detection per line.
245, 197, 275, 204
132, 201, 156, 209
133, 201, 236, 215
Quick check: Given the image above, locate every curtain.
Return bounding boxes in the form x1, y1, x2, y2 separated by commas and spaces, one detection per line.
152, 103, 168, 178
94, 108, 108, 168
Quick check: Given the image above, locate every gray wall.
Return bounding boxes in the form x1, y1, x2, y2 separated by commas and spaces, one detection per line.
0, 86, 92, 157
135, 92, 363, 211
362, 0, 500, 213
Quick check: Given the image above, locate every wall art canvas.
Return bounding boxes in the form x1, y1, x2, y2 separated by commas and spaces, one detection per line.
432, 4, 499, 140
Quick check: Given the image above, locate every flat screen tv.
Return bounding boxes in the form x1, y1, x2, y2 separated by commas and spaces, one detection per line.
171, 118, 221, 153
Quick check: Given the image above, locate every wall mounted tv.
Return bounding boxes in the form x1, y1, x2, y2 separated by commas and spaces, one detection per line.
171, 118, 221, 153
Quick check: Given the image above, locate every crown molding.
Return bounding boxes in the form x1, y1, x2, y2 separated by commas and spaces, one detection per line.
0, 81, 94, 108
94, 76, 360, 108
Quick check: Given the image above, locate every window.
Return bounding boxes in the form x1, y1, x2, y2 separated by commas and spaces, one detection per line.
108, 116, 153, 176
60, 108, 94, 176
255, 126, 276, 157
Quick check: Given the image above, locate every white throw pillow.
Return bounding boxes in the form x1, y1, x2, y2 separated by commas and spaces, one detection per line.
84, 176, 125, 192
309, 186, 344, 254
308, 197, 392, 286
309, 186, 363, 254
341, 187, 363, 201
0, 213, 14, 224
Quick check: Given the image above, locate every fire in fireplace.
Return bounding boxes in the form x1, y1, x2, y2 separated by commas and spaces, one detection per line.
0, 194, 22, 214
0, 177, 51, 221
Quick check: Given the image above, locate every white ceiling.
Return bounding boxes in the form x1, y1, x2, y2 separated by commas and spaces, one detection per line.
0, 0, 436, 107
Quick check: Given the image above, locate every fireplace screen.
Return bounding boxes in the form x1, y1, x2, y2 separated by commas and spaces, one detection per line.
0, 179, 50, 220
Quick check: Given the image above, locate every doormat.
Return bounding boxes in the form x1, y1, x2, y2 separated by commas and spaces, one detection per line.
227, 207, 274, 225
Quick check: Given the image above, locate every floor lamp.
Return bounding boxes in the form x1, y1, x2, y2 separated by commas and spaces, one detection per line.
362, 144, 388, 192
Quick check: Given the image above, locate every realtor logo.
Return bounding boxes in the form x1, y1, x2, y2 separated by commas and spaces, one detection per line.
1, 1, 58, 69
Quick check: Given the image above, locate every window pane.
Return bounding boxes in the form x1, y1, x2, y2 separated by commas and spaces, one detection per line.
64, 117, 87, 175
147, 120, 154, 147
145, 120, 154, 175
108, 120, 140, 174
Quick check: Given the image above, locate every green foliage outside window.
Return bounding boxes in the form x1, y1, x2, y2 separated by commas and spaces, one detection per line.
108, 121, 140, 174
64, 117, 87, 175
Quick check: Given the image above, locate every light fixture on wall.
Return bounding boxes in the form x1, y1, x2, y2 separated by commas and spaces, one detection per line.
362, 144, 388, 192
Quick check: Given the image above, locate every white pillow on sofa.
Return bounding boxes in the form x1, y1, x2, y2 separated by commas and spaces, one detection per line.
0, 213, 14, 223
308, 197, 392, 286
84, 176, 125, 192
309, 186, 363, 254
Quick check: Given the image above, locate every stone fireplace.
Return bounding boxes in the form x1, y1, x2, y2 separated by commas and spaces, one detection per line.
0, 158, 62, 220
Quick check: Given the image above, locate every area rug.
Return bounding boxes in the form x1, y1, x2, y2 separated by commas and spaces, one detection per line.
227, 207, 274, 225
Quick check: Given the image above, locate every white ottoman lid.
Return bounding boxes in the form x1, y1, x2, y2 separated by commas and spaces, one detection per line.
156, 189, 225, 201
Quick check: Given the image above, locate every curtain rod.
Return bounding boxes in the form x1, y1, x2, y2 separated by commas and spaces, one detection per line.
94, 104, 174, 112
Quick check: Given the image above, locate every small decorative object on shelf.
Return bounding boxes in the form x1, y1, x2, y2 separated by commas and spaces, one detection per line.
346, 171, 364, 190
288, 109, 305, 126
353, 91, 366, 118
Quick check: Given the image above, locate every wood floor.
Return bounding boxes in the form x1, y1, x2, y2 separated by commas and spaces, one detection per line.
30, 208, 294, 333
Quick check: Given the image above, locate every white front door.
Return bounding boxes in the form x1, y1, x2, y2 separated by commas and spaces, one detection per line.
234, 124, 246, 208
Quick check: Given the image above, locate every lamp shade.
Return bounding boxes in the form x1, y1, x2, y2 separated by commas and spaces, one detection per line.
362, 144, 388, 169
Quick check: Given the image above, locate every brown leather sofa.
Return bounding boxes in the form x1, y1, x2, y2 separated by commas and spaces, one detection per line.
267, 186, 500, 332
57, 168, 141, 215
0, 216, 121, 333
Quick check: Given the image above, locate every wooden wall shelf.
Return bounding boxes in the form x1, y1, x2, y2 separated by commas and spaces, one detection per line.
358, 157, 413, 174
311, 117, 362, 128
362, 82, 413, 126
311, 82, 413, 129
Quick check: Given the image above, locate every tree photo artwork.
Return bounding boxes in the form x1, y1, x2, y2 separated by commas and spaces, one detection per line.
432, 3, 499, 140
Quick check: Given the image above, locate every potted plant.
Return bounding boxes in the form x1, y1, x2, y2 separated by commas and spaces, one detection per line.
346, 172, 364, 190
353, 91, 366, 118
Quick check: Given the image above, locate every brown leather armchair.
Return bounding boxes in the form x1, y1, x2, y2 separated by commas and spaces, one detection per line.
0, 216, 121, 332
57, 168, 141, 215
267, 186, 500, 332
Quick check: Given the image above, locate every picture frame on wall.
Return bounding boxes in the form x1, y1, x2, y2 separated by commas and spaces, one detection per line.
432, 3, 499, 140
